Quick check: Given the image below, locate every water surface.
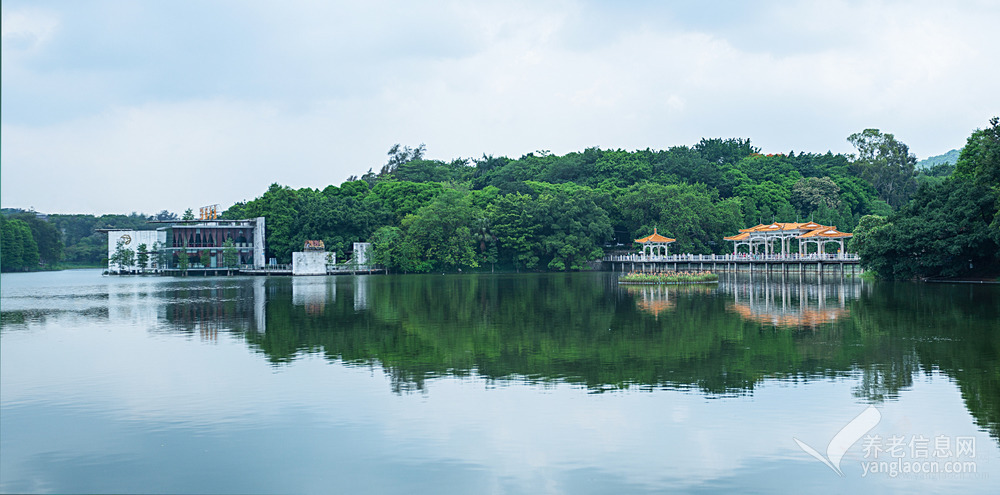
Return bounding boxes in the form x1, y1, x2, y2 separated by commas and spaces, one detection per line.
2, 270, 997, 493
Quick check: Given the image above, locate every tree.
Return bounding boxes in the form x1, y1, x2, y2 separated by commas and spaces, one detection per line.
851, 215, 894, 278
853, 176, 998, 279
9, 213, 63, 266
955, 116, 1000, 244
152, 241, 164, 270
488, 184, 612, 270
0, 216, 39, 271
790, 176, 841, 215
694, 137, 759, 165
847, 129, 918, 208
182, 208, 195, 221
397, 190, 479, 272
591, 149, 652, 187
110, 238, 135, 273
488, 193, 542, 270
473, 217, 498, 272
956, 117, 1000, 187
200, 250, 212, 268
177, 249, 190, 275
380, 143, 426, 176
222, 238, 239, 275
370, 226, 409, 273
154, 210, 179, 221
136, 243, 149, 273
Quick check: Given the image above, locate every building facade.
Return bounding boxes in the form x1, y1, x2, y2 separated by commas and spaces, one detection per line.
161, 217, 266, 270
106, 230, 167, 273
107, 217, 266, 273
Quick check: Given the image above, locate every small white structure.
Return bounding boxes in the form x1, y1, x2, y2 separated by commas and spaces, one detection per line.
352, 242, 372, 265
292, 240, 328, 276
107, 230, 167, 273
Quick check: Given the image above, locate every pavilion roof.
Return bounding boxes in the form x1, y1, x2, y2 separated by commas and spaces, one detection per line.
798, 227, 853, 239
739, 221, 830, 233
635, 228, 676, 244
724, 232, 750, 241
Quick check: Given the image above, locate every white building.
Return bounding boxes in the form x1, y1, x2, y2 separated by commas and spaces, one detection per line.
106, 217, 266, 274
106, 230, 167, 273
352, 242, 372, 265
292, 240, 330, 276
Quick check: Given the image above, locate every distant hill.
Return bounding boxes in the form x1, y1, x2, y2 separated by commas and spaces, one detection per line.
917, 149, 960, 169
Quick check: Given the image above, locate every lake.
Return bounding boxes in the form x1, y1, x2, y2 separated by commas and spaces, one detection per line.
1, 269, 997, 494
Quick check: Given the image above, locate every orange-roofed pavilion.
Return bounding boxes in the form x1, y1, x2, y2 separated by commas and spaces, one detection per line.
723, 222, 853, 256
634, 228, 676, 257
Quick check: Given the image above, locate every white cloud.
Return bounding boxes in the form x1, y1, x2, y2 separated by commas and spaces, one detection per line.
2, 0, 999, 214
1, 7, 58, 52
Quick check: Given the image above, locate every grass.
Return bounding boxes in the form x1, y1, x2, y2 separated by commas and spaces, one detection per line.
618, 270, 719, 284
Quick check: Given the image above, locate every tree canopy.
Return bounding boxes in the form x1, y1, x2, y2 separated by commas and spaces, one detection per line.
853, 118, 1000, 279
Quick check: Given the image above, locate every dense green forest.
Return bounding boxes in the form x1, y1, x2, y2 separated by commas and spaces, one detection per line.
853, 118, 1000, 279
0, 210, 174, 271
3, 120, 997, 279
221, 128, 948, 274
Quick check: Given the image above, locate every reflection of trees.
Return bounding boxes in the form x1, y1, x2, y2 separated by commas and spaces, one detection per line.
847, 283, 1000, 441
182, 273, 998, 442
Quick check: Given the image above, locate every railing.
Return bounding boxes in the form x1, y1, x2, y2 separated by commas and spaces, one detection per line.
604, 253, 860, 262
240, 263, 292, 271
327, 264, 378, 272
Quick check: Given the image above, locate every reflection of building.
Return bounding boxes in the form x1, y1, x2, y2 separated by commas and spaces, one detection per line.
250, 279, 269, 333
724, 222, 853, 256
292, 276, 334, 314
109, 277, 267, 334
354, 275, 370, 311
722, 277, 860, 327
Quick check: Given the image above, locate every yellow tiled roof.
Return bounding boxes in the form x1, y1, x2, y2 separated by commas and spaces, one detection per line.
798, 227, 853, 239
741, 221, 831, 233
635, 228, 676, 243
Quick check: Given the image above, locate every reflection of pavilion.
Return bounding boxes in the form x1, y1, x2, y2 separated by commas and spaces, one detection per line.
626, 285, 675, 317
721, 276, 861, 327
625, 284, 717, 318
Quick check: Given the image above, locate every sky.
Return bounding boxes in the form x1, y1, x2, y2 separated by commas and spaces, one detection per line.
2, 0, 998, 216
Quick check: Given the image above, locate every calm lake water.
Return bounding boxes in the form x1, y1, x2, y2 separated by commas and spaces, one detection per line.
1, 269, 998, 494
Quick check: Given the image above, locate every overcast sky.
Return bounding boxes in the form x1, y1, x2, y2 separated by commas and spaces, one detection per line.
2, 0, 998, 216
